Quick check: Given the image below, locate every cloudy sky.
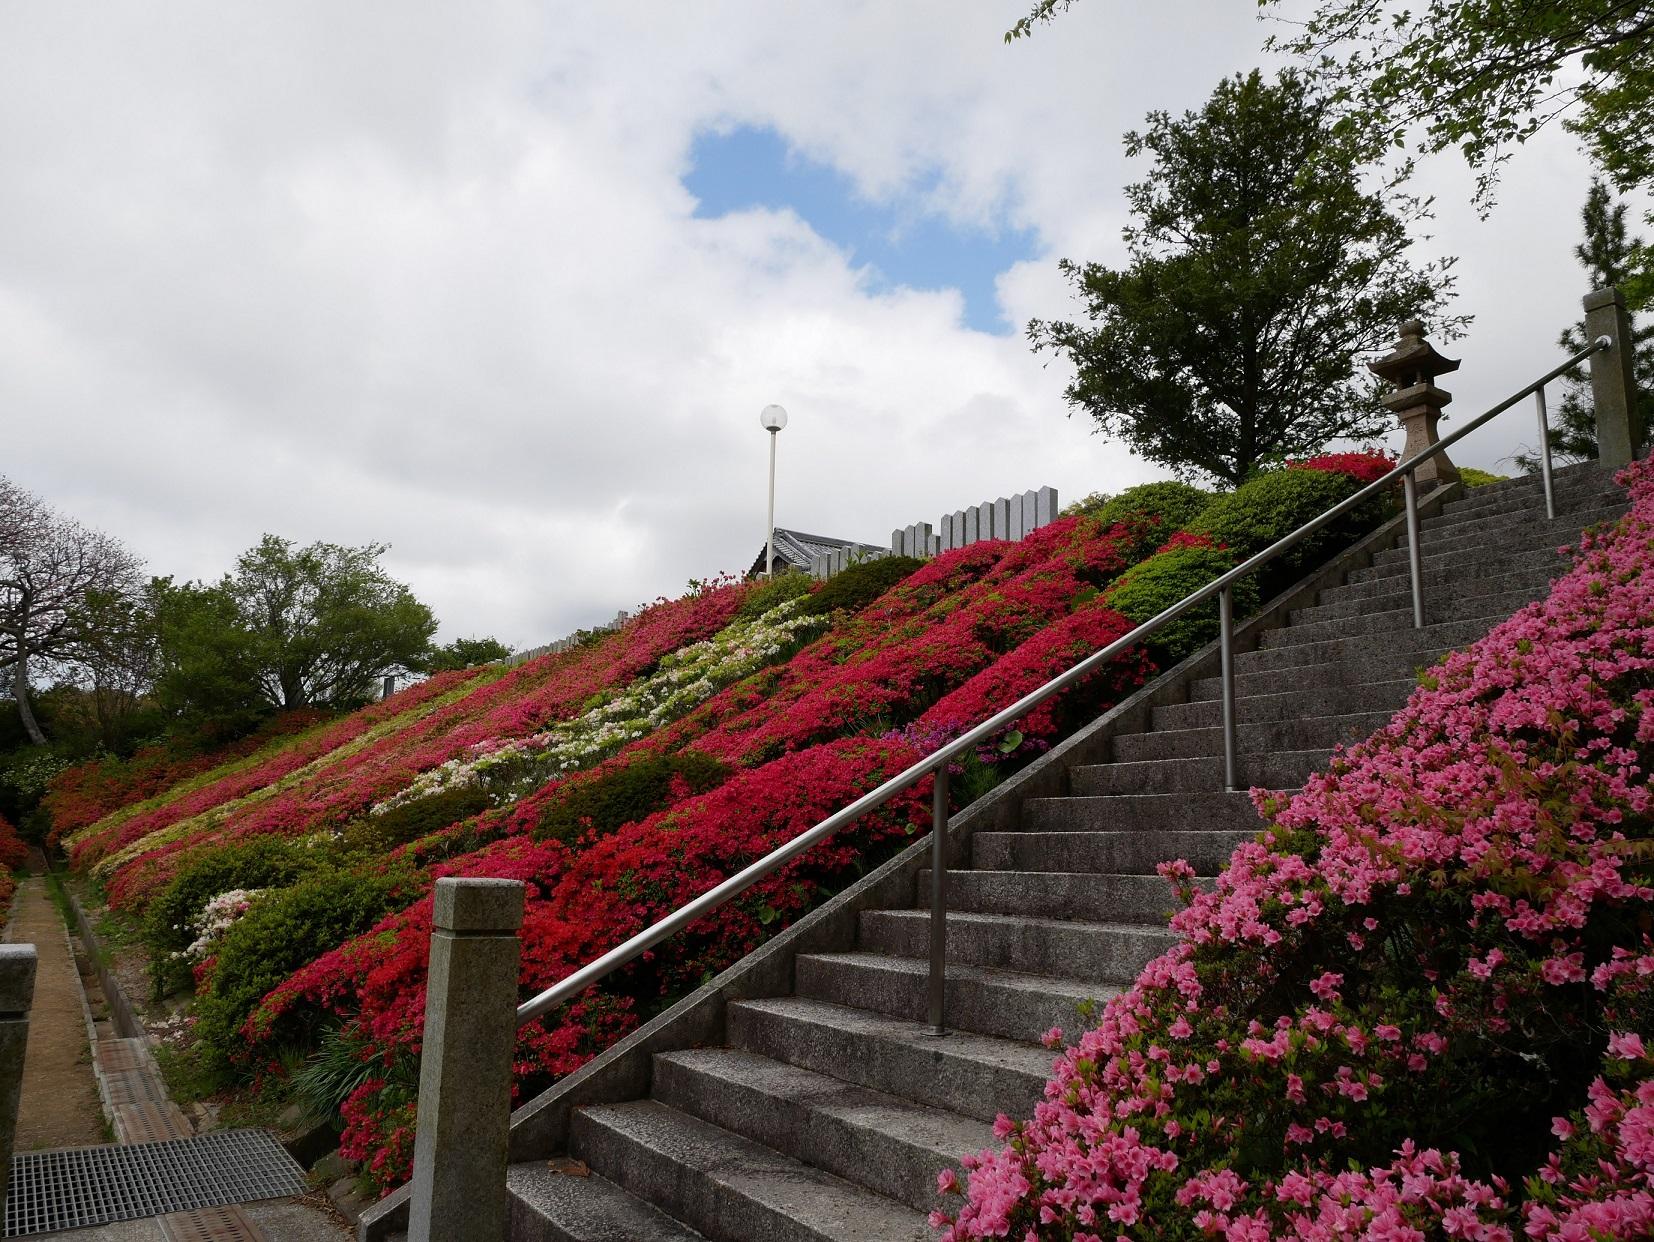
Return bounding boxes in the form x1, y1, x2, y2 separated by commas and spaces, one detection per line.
0, 2, 1630, 648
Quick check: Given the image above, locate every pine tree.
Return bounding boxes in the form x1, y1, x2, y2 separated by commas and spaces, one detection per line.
1519, 180, 1654, 470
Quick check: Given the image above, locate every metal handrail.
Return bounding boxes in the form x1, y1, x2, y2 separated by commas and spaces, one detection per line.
515, 335, 1610, 1031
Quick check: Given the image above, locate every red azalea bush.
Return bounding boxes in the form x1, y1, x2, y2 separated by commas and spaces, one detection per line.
0, 813, 23, 933
937, 461, 1654, 1240
671, 519, 1140, 768
1291, 450, 1398, 485
254, 737, 934, 1189
43, 711, 329, 842
0, 815, 27, 872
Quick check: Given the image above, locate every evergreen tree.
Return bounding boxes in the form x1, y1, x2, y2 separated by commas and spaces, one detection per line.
1029, 70, 1458, 486
1517, 180, 1654, 471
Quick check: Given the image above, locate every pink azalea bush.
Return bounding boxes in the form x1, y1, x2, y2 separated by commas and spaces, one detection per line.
937, 460, 1654, 1240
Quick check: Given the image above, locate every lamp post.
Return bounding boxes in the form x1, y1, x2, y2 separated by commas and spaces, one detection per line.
760, 404, 788, 577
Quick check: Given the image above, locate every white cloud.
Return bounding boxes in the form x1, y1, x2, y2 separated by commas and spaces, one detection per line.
0, 1, 1630, 649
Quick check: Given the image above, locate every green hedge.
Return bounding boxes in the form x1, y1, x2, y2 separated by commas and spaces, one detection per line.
193, 867, 410, 1066
1188, 468, 1381, 599
800, 556, 925, 617
337, 786, 492, 855
1089, 481, 1214, 533
736, 572, 817, 620
1458, 467, 1508, 488
1106, 543, 1260, 665
535, 751, 730, 845
142, 837, 321, 996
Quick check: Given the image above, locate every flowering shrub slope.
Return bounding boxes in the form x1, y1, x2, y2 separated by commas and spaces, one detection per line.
76, 583, 751, 908
260, 737, 935, 1183
938, 461, 1653, 1240
43, 711, 329, 842
63, 454, 1395, 1191
372, 595, 828, 812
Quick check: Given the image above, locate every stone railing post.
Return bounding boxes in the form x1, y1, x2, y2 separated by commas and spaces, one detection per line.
1368, 319, 1462, 489
407, 878, 524, 1242
0, 944, 37, 1212
1584, 286, 1643, 469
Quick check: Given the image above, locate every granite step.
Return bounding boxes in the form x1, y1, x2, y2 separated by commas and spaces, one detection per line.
1071, 748, 1333, 796
1369, 503, 1624, 565
1420, 475, 1620, 525
971, 829, 1254, 876
1110, 710, 1392, 762
652, 1047, 991, 1215
1261, 588, 1543, 647
570, 1099, 930, 1242
1411, 497, 1624, 548
1155, 680, 1414, 729
794, 950, 1114, 1044
859, 908, 1174, 984
507, 1163, 708, 1241
915, 867, 1204, 924
1023, 791, 1265, 834
727, 997, 1053, 1124
1311, 563, 1560, 612
1233, 620, 1489, 674
1189, 650, 1444, 701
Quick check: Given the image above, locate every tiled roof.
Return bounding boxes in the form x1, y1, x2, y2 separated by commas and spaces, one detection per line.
748, 528, 884, 576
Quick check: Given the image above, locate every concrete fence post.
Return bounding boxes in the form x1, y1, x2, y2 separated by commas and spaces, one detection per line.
0, 944, 37, 1213
1584, 286, 1642, 468
408, 879, 525, 1242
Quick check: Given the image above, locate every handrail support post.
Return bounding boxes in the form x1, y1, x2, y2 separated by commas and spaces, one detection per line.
1218, 585, 1238, 792
924, 765, 949, 1037
1536, 386, 1557, 520
1403, 470, 1425, 629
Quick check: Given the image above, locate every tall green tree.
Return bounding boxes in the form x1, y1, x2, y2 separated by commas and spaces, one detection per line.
156, 536, 437, 724
1, 476, 145, 745
1030, 70, 1458, 486
422, 635, 511, 672
1517, 180, 1654, 471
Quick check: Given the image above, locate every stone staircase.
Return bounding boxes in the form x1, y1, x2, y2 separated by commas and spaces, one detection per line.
490, 465, 1626, 1241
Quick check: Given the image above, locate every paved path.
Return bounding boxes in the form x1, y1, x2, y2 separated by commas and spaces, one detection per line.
4, 873, 352, 1241
7, 873, 106, 1149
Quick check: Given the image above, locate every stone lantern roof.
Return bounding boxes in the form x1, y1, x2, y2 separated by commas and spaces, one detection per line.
1368, 320, 1460, 389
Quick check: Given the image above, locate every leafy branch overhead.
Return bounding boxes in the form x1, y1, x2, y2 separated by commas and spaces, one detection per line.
1010, 2, 1654, 200
1258, 0, 1654, 207
1030, 70, 1461, 485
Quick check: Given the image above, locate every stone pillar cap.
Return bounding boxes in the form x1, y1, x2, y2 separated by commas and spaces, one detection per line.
0, 944, 37, 1016
1583, 286, 1626, 312
433, 878, 525, 933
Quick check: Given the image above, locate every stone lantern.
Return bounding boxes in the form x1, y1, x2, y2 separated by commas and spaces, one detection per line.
1368, 320, 1461, 489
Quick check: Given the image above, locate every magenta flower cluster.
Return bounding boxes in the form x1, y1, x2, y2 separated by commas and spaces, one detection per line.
937, 461, 1654, 1241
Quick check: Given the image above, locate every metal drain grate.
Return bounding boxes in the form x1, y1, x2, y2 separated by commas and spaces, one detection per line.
114, 1100, 194, 1144
159, 1203, 263, 1242
6, 1130, 306, 1237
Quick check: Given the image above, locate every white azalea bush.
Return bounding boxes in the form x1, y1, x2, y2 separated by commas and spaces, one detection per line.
177, 888, 264, 963
372, 597, 827, 814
